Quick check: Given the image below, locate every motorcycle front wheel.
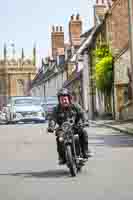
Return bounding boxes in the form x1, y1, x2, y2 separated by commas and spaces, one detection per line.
65, 145, 77, 177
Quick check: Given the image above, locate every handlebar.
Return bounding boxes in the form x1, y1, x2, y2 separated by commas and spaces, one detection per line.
48, 121, 89, 133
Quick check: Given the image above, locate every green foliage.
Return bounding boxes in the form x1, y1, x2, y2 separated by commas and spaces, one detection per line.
94, 44, 113, 93
95, 44, 111, 57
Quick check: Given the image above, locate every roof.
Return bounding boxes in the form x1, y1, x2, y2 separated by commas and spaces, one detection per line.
63, 70, 82, 88
70, 22, 103, 62
80, 27, 94, 38
31, 62, 65, 87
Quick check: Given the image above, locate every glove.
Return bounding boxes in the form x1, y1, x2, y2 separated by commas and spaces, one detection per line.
47, 127, 54, 133
83, 121, 89, 127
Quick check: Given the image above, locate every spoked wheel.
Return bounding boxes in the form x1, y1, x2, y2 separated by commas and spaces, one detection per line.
65, 145, 77, 177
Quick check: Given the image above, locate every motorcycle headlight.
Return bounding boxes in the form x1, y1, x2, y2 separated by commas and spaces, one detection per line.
62, 122, 71, 132
59, 137, 64, 142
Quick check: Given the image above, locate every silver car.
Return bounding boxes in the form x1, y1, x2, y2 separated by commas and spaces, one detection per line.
5, 96, 46, 124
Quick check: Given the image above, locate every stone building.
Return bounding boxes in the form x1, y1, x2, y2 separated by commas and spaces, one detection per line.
64, 1, 112, 119
89, 0, 132, 120
63, 0, 132, 120
104, 0, 132, 119
0, 44, 37, 109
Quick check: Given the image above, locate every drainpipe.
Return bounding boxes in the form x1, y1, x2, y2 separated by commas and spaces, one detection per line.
128, 0, 133, 98
82, 51, 93, 120
112, 58, 116, 119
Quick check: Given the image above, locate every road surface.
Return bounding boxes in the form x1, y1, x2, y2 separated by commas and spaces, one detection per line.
0, 123, 133, 199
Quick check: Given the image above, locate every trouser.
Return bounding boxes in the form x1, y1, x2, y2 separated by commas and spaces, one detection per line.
78, 128, 89, 157
56, 137, 65, 160
56, 127, 89, 160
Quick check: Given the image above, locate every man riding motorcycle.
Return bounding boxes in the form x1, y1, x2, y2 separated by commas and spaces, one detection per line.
47, 88, 91, 164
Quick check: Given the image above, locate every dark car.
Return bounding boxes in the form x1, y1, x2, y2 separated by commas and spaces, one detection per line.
44, 96, 58, 119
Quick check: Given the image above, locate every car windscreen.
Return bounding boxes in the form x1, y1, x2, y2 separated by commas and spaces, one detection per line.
45, 97, 58, 105
14, 99, 41, 105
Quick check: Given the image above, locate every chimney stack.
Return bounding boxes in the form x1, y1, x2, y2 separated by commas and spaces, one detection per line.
94, 0, 110, 25
51, 25, 64, 60
69, 14, 82, 48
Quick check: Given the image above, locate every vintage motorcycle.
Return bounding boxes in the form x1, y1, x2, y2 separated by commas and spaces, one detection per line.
56, 119, 87, 177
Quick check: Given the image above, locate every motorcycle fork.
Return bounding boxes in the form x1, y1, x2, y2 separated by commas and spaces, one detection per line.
64, 135, 75, 157
74, 135, 81, 157
71, 136, 77, 162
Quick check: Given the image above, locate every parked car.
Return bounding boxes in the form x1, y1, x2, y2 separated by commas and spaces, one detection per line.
0, 108, 7, 124
5, 96, 46, 124
44, 96, 58, 119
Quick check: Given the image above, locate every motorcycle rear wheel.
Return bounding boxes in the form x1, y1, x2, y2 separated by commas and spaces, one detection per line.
65, 145, 77, 177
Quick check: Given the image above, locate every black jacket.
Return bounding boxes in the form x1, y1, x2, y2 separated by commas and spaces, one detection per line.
48, 103, 88, 128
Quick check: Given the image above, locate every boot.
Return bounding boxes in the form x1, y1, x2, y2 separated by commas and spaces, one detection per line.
82, 143, 92, 159
56, 138, 66, 164
58, 154, 66, 165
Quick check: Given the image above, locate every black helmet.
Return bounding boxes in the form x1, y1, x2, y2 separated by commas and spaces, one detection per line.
57, 88, 72, 98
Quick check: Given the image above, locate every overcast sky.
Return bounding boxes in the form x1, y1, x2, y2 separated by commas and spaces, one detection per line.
0, 0, 95, 66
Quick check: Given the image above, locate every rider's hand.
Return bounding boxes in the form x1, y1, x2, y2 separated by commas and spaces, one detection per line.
84, 122, 90, 127
77, 121, 89, 127
83, 121, 89, 127
47, 127, 54, 133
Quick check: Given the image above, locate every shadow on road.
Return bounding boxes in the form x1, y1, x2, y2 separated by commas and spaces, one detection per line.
0, 169, 70, 178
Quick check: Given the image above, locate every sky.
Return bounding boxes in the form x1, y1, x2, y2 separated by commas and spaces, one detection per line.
0, 0, 95, 66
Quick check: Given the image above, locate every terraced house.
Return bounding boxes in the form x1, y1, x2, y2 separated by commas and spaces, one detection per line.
30, 14, 82, 99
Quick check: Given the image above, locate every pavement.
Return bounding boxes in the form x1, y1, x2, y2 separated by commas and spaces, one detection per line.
90, 119, 133, 135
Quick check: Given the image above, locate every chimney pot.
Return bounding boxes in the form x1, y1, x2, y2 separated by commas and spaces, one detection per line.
52, 26, 55, 32
56, 26, 58, 32
60, 26, 63, 32
71, 14, 74, 20
96, 0, 106, 4
76, 13, 80, 20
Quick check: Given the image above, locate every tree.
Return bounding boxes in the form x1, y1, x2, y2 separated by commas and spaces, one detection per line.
94, 44, 113, 112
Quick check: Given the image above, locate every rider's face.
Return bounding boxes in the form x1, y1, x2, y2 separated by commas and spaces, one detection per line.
59, 96, 70, 108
